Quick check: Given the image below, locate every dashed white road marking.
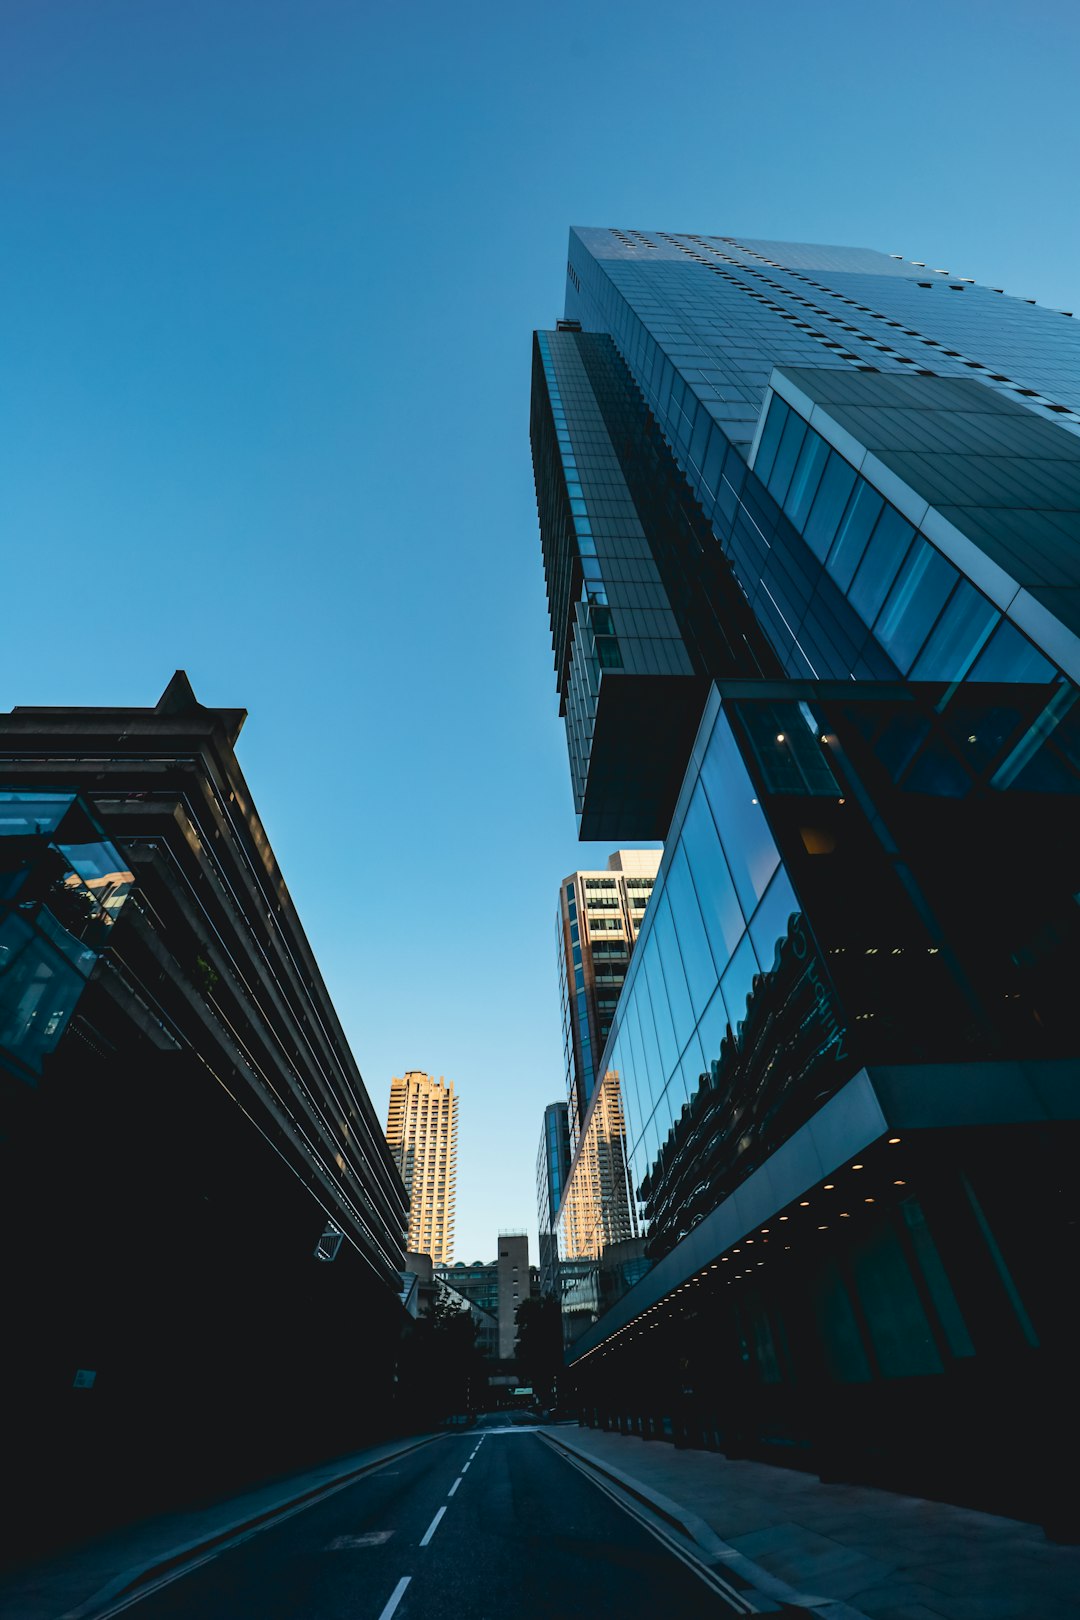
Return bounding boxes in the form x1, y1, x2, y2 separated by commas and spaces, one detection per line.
419, 1506, 447, 1547
326, 1531, 393, 1548
448, 1478, 462, 1497
376, 1576, 411, 1620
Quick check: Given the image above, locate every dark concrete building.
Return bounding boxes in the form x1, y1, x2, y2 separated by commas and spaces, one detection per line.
530, 232, 1080, 1528
0, 673, 409, 1554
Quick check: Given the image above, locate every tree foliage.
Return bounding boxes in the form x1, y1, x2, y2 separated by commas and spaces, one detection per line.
395, 1297, 486, 1428
514, 1294, 564, 1404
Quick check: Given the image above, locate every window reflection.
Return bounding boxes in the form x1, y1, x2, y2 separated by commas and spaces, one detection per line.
967, 617, 1056, 683
639, 910, 846, 1257
910, 580, 998, 680
0, 792, 134, 1081
801, 452, 857, 562
826, 481, 885, 592
559, 1070, 636, 1259
873, 540, 957, 672
699, 712, 780, 912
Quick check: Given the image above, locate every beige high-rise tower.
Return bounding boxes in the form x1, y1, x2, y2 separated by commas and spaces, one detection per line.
385, 1071, 458, 1264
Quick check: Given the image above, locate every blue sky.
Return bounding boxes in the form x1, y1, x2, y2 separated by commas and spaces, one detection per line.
2, 0, 1076, 1263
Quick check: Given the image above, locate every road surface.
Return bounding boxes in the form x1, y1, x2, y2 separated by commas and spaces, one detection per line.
94, 1414, 742, 1618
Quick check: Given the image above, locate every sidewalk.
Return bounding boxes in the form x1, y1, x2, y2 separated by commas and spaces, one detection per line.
544, 1426, 1080, 1620
0, 1431, 441, 1620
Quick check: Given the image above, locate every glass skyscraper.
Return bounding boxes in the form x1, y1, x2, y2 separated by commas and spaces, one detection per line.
530, 231, 1079, 1526
536, 1101, 570, 1298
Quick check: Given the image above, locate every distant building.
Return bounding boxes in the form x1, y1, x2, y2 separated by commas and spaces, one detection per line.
496, 1232, 531, 1360
557, 850, 660, 1151
434, 1259, 499, 1359
386, 1070, 458, 1263
535, 1101, 570, 1297
436, 1246, 537, 1364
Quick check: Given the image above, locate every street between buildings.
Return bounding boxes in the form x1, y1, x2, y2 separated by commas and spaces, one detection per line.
62, 1416, 749, 1620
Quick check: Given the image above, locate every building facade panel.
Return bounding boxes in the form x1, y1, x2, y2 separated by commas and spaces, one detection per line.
0, 676, 410, 1550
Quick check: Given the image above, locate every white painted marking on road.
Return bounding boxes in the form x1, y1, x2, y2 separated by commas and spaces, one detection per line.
326, 1531, 393, 1548
542, 1438, 755, 1614
419, 1505, 447, 1546
59, 1442, 442, 1619
376, 1575, 411, 1620
461, 1461, 470, 1471
448, 1477, 462, 1496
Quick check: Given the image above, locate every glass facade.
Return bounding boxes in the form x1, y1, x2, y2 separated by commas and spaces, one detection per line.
536, 1100, 570, 1297
563, 231, 1080, 459
751, 376, 1075, 687
568, 679, 1078, 1263
532, 331, 713, 838
539, 233, 1080, 709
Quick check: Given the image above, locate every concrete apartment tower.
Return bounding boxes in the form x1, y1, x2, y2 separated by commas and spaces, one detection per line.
496, 1232, 530, 1360
386, 1071, 458, 1264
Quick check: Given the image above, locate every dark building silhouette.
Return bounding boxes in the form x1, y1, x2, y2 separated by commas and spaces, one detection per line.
0, 673, 409, 1555
531, 232, 1080, 1527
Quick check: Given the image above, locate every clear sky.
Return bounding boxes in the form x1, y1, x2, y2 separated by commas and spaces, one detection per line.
2, 0, 1077, 1264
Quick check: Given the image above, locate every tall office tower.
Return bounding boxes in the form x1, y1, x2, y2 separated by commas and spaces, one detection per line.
0, 674, 409, 1547
557, 849, 660, 1150
530, 232, 1080, 1523
535, 1100, 570, 1296
386, 1071, 458, 1263
496, 1231, 530, 1360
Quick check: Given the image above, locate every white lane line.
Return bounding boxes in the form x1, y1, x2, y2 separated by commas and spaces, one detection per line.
461, 1461, 470, 1472
419, 1506, 447, 1547
448, 1478, 462, 1497
544, 1441, 754, 1614
376, 1575, 411, 1620
62, 1441, 444, 1619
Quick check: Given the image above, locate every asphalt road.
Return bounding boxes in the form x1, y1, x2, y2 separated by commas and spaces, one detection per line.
108, 1414, 738, 1618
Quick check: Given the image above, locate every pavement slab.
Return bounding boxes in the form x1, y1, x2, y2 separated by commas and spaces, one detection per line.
544, 1426, 1080, 1620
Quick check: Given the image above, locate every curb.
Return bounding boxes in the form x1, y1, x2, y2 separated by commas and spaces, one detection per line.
539, 1429, 873, 1620
57, 1432, 443, 1620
